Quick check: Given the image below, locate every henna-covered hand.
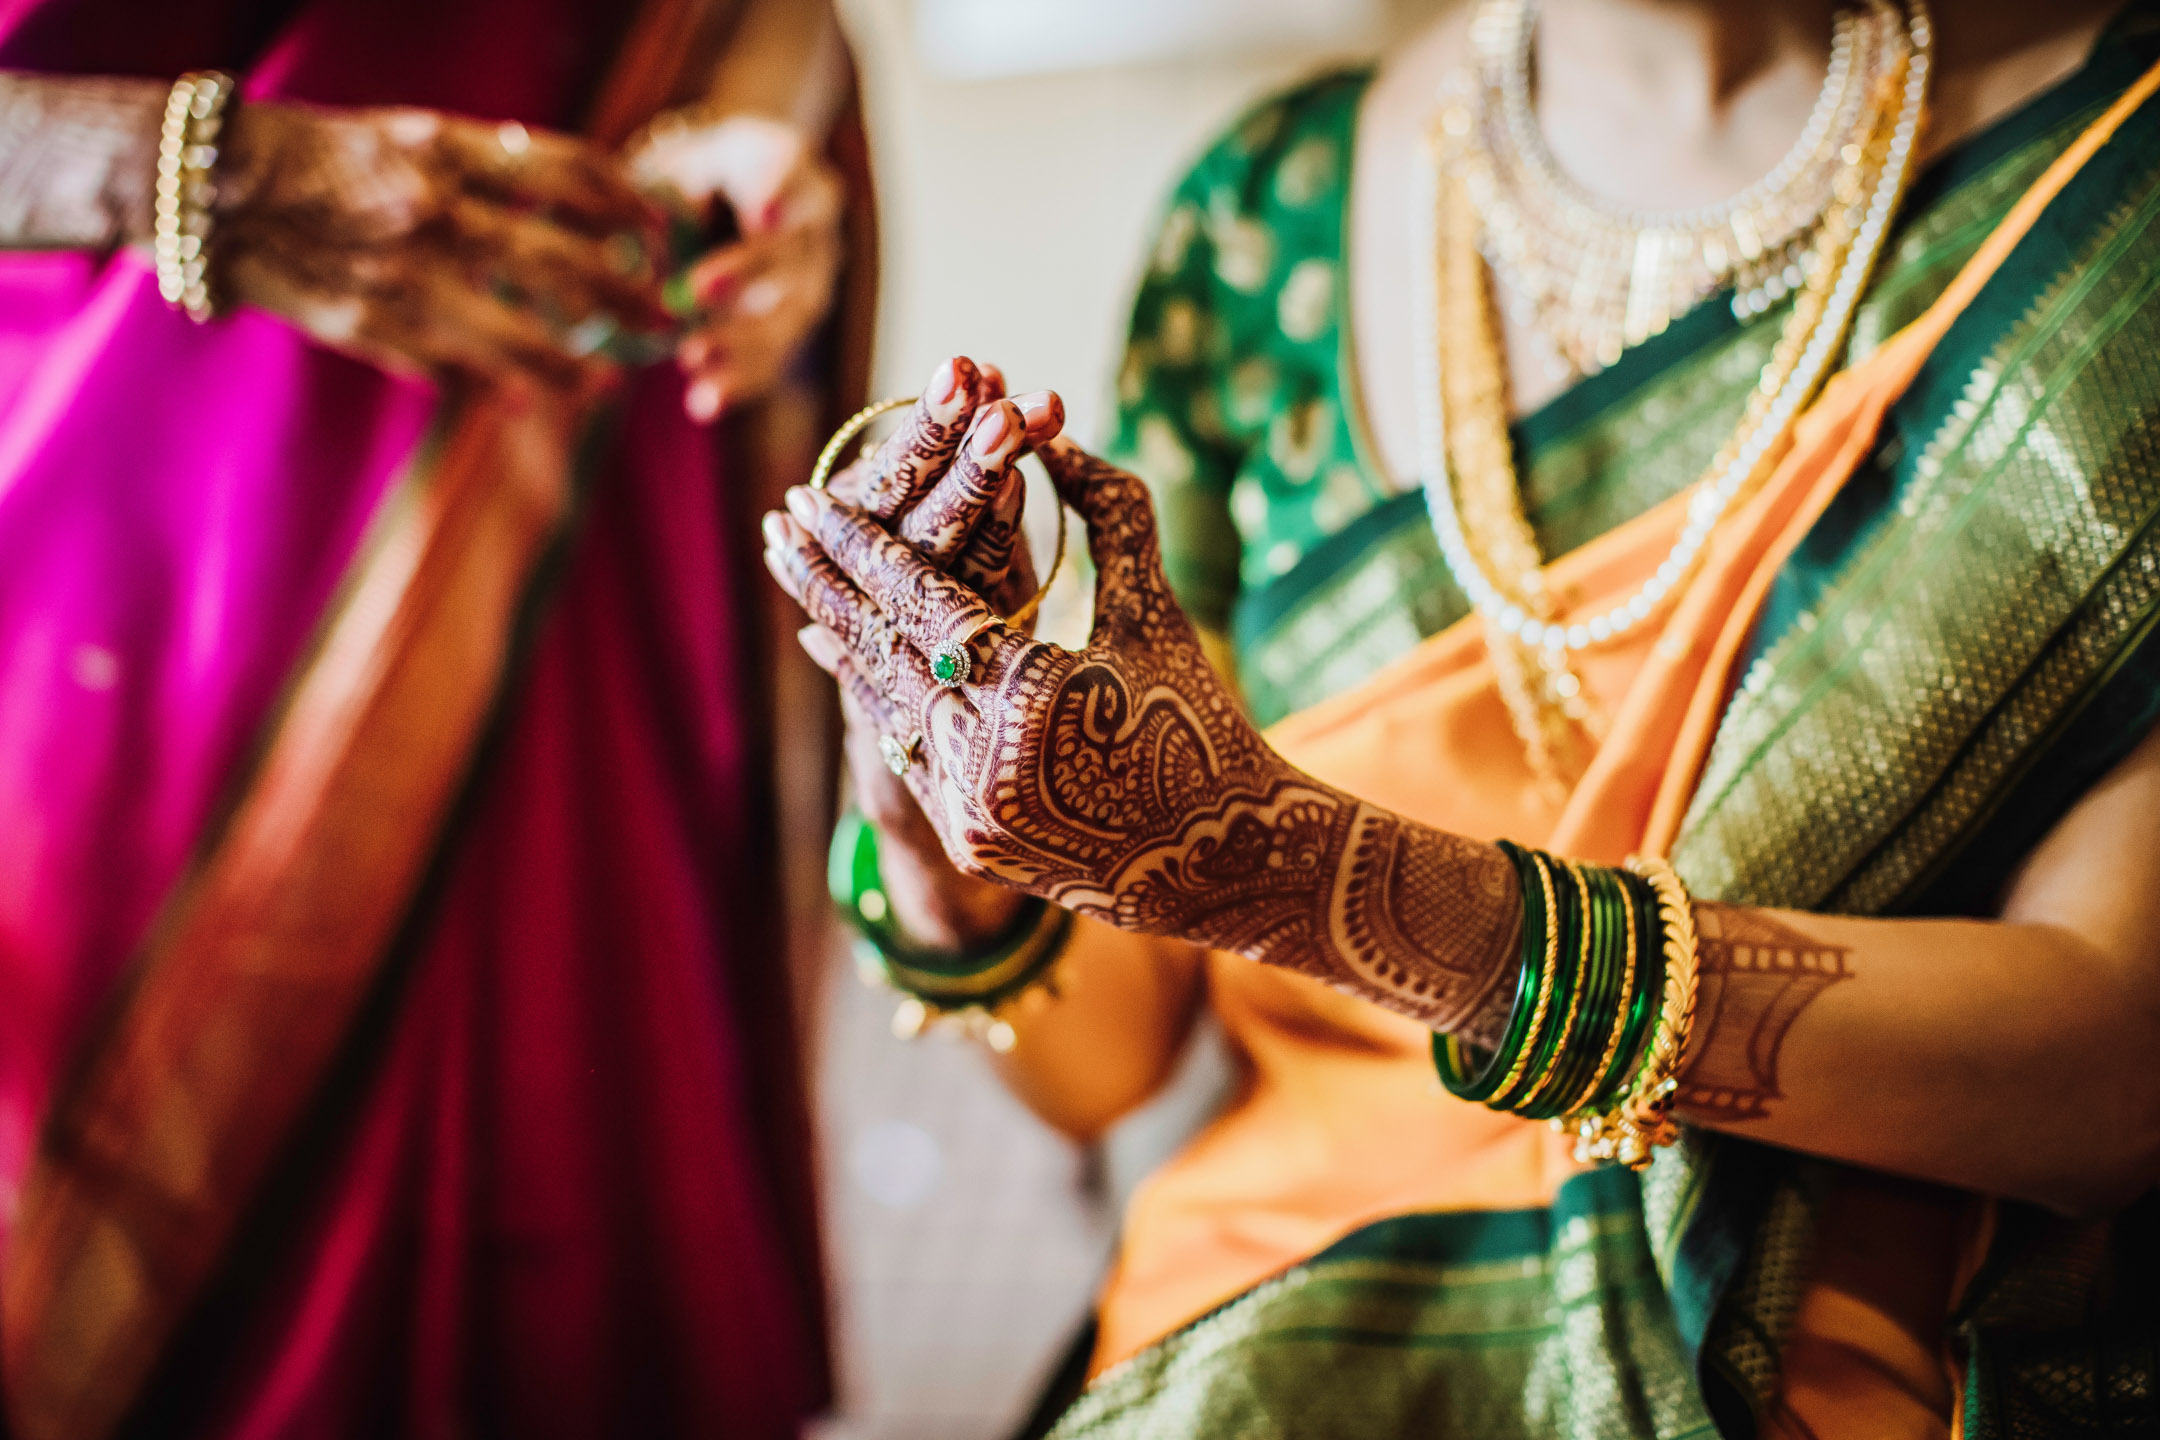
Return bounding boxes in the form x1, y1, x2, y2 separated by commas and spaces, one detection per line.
214, 100, 669, 390
767, 437, 1522, 1029
769, 356, 1064, 951
821, 355, 1063, 610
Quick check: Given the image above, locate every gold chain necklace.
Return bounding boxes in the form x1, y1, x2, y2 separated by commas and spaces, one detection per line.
1464, 0, 1907, 379
1416, 1, 1931, 795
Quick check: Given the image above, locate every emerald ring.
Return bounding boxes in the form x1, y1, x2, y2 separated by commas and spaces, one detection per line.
933, 617, 999, 689
930, 644, 970, 687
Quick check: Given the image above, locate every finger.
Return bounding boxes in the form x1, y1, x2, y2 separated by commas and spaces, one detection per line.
836, 652, 950, 822
826, 355, 990, 517
896, 399, 1025, 562
786, 486, 1022, 672
762, 510, 886, 661
438, 116, 660, 237
1036, 436, 1176, 647
895, 388, 1064, 565
684, 228, 802, 312
445, 197, 668, 328
1012, 389, 1066, 448
953, 467, 1027, 597
642, 115, 808, 234
763, 160, 843, 236
385, 263, 593, 390
807, 629, 948, 829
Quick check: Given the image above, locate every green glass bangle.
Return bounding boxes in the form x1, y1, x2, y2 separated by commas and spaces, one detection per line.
1511, 858, 1597, 1117
1489, 850, 1583, 1113
1583, 868, 1669, 1115
1518, 859, 1616, 1119
1530, 863, 1631, 1120
1433, 840, 1549, 1103
1559, 863, 1648, 1119
827, 810, 1064, 1009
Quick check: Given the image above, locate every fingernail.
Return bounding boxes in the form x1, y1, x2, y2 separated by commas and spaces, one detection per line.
798, 625, 842, 666
686, 380, 722, 422
762, 546, 795, 593
785, 485, 818, 525
970, 403, 1013, 460
761, 511, 788, 547
927, 358, 960, 409
1014, 390, 1064, 439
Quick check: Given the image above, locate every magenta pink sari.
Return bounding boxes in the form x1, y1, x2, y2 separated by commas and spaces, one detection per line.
0, 1, 827, 1434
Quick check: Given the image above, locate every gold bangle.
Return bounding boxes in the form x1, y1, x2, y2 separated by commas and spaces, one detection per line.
1573, 855, 1700, 1169
810, 394, 1068, 630
154, 71, 234, 323
1562, 862, 1641, 1119
1515, 859, 1597, 1113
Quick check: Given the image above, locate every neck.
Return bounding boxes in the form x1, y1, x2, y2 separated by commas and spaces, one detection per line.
1534, 0, 1840, 121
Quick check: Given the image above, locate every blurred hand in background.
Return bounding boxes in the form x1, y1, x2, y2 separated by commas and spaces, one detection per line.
219, 101, 668, 393
631, 113, 845, 422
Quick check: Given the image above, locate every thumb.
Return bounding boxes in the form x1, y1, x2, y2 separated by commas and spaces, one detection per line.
638, 115, 804, 231
1036, 436, 1177, 647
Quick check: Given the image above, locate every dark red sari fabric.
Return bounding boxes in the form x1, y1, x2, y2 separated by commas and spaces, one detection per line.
0, 1, 828, 1433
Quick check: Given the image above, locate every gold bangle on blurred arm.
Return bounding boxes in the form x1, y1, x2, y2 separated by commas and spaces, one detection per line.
809, 394, 1067, 629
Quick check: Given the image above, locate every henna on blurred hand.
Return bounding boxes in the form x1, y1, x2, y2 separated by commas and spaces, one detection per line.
213, 100, 664, 387
0, 72, 166, 249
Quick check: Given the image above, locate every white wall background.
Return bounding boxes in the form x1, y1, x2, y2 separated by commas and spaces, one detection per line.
842, 0, 1436, 447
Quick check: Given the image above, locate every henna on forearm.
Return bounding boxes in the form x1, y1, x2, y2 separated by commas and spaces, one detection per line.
0, 72, 167, 250
1674, 904, 1853, 1123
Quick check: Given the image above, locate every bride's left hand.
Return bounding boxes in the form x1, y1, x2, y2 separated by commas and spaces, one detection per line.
765, 436, 1331, 949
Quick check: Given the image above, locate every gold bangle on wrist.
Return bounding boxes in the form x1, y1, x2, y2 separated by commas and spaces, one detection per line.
1573, 855, 1701, 1170
154, 71, 235, 323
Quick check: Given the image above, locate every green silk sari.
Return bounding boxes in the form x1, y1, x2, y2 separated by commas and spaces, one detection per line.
1058, 9, 2160, 1437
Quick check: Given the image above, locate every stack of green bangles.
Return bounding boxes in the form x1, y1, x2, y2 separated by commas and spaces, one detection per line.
828, 810, 1072, 1052
1433, 840, 1688, 1165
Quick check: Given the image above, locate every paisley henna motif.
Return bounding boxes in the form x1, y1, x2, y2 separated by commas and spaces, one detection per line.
773, 437, 1522, 1030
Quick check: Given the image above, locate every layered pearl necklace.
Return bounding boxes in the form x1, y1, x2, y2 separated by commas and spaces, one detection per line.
1414, 0, 1932, 789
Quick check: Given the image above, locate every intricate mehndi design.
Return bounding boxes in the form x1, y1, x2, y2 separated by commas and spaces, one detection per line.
780, 438, 1521, 1029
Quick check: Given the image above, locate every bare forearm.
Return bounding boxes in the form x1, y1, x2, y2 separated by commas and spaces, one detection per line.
1676, 906, 2160, 1215
0, 71, 165, 249
989, 918, 1208, 1142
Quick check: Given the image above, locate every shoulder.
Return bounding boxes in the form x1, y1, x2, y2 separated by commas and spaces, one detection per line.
1144, 68, 1371, 286
1171, 68, 1373, 210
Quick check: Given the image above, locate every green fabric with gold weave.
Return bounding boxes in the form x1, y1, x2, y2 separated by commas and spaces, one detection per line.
1059, 9, 2160, 1438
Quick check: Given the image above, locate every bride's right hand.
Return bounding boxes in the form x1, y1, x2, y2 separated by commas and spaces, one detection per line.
795, 355, 1063, 948
214, 100, 670, 391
